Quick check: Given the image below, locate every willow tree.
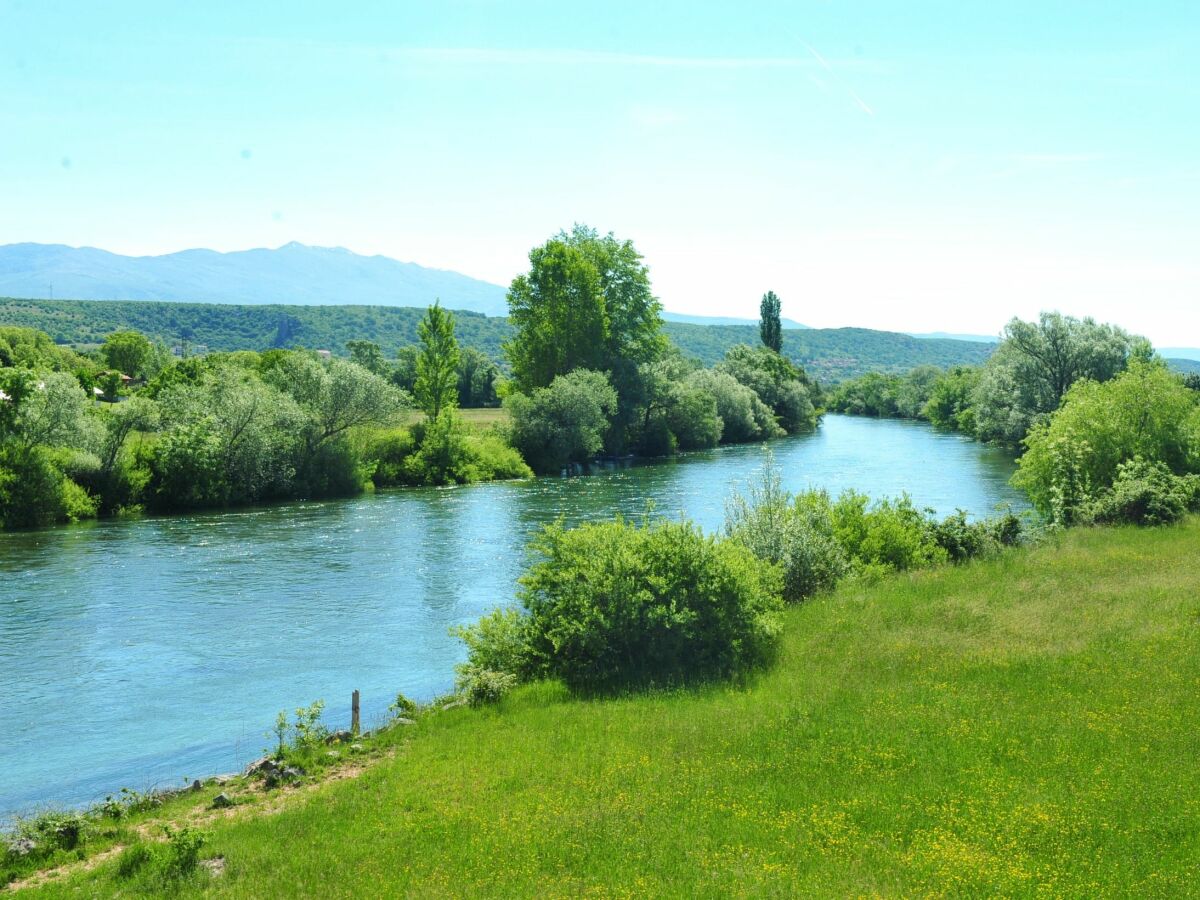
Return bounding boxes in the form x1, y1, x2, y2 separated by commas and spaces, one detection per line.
414, 301, 461, 420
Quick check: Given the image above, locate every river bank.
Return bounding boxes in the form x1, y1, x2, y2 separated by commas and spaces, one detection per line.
0, 416, 1029, 819
9, 519, 1198, 895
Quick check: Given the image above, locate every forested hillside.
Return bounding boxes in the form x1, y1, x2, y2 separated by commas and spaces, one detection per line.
0, 297, 995, 381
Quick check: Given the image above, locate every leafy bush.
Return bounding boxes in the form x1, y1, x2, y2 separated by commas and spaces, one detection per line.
515, 518, 783, 692
452, 607, 531, 680
505, 369, 618, 473
1015, 361, 1199, 523
716, 344, 816, 433
457, 667, 518, 706
686, 369, 781, 444
725, 463, 846, 602
831, 491, 948, 572
163, 826, 207, 876
1080, 457, 1194, 526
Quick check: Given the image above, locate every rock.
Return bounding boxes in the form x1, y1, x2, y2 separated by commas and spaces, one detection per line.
191, 779, 203, 792
200, 855, 226, 877
350, 742, 364, 752
440, 699, 467, 711
210, 793, 233, 809
210, 773, 238, 786
7, 837, 37, 856
394, 717, 416, 726
280, 766, 304, 780
243, 756, 280, 777
325, 750, 341, 760
326, 730, 353, 745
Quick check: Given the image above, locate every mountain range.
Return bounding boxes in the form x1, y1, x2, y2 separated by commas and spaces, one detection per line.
0, 242, 812, 330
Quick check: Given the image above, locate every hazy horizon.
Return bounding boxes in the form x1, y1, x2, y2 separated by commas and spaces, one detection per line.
3, 2, 1197, 345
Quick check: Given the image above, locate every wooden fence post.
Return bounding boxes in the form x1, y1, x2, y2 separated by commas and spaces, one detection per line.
351, 689, 361, 735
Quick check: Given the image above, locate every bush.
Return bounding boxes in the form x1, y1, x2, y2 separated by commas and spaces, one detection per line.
686, 370, 781, 444
725, 463, 846, 602
505, 369, 618, 473
164, 826, 207, 876
452, 606, 531, 679
831, 491, 948, 572
0, 446, 97, 528
516, 517, 783, 692
1015, 361, 1199, 523
1081, 457, 1194, 526
457, 667, 518, 706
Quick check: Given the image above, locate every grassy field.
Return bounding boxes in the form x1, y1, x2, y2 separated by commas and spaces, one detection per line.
399, 407, 509, 430
22, 522, 1200, 896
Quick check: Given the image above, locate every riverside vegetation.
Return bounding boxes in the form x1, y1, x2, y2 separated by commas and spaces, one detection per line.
8, 516, 1200, 895
6, 227, 1200, 893
0, 226, 821, 529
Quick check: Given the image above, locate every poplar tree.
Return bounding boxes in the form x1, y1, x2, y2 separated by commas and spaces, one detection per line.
414, 301, 461, 420
759, 291, 783, 354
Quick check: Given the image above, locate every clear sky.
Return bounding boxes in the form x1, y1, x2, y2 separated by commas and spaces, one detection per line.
2, 1, 1198, 344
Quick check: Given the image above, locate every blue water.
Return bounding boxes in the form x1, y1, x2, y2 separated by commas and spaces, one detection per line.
0, 416, 1027, 819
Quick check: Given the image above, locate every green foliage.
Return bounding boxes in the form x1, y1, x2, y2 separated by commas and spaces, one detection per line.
759, 291, 783, 353
346, 339, 389, 376
831, 491, 948, 573
505, 369, 618, 473
973, 313, 1141, 444
457, 346, 500, 407
716, 344, 816, 433
389, 693, 418, 717
1015, 361, 1200, 523
686, 369, 781, 443
515, 517, 784, 692
269, 700, 329, 758
830, 366, 944, 420
414, 302, 461, 420
452, 606, 532, 680
725, 461, 847, 602
504, 225, 664, 395
101, 329, 153, 378
1080, 457, 1198, 526
924, 365, 980, 432
163, 825, 207, 876
457, 668, 519, 706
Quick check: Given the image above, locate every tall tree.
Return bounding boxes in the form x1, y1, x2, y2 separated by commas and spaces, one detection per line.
759, 291, 782, 353
414, 302, 461, 420
504, 226, 665, 394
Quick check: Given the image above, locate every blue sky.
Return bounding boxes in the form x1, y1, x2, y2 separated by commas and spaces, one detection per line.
2, 1, 1198, 343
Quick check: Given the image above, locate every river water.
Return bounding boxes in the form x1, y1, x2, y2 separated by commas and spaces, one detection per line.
0, 415, 1027, 818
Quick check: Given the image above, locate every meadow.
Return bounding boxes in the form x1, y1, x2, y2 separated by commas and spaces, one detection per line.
19, 519, 1200, 897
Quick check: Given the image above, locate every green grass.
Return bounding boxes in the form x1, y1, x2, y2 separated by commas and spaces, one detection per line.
399, 406, 509, 430
25, 522, 1200, 896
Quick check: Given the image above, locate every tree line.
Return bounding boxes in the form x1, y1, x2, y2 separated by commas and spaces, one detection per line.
0, 226, 820, 528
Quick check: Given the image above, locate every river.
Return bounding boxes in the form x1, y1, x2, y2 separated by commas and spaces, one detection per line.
0, 415, 1028, 818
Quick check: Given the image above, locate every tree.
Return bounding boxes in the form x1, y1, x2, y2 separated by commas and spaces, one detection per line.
759, 291, 782, 353
973, 312, 1141, 444
414, 302, 461, 420
504, 226, 666, 450
716, 345, 817, 434
457, 347, 499, 407
346, 340, 389, 377
101, 330, 153, 378
1014, 360, 1199, 523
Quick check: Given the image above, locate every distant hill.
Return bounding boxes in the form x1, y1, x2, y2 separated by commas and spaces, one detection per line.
908, 332, 999, 343
0, 242, 510, 316
1167, 358, 1200, 374
662, 312, 808, 329
0, 297, 996, 382
1161, 347, 1200, 362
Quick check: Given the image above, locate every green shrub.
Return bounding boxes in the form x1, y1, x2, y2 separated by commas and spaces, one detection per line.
115, 843, 156, 879
163, 826, 207, 876
505, 369, 618, 473
725, 463, 846, 602
452, 607, 531, 680
516, 518, 784, 692
361, 427, 417, 487
457, 667, 518, 706
1081, 457, 1193, 526
0, 446, 97, 528
832, 491, 948, 572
